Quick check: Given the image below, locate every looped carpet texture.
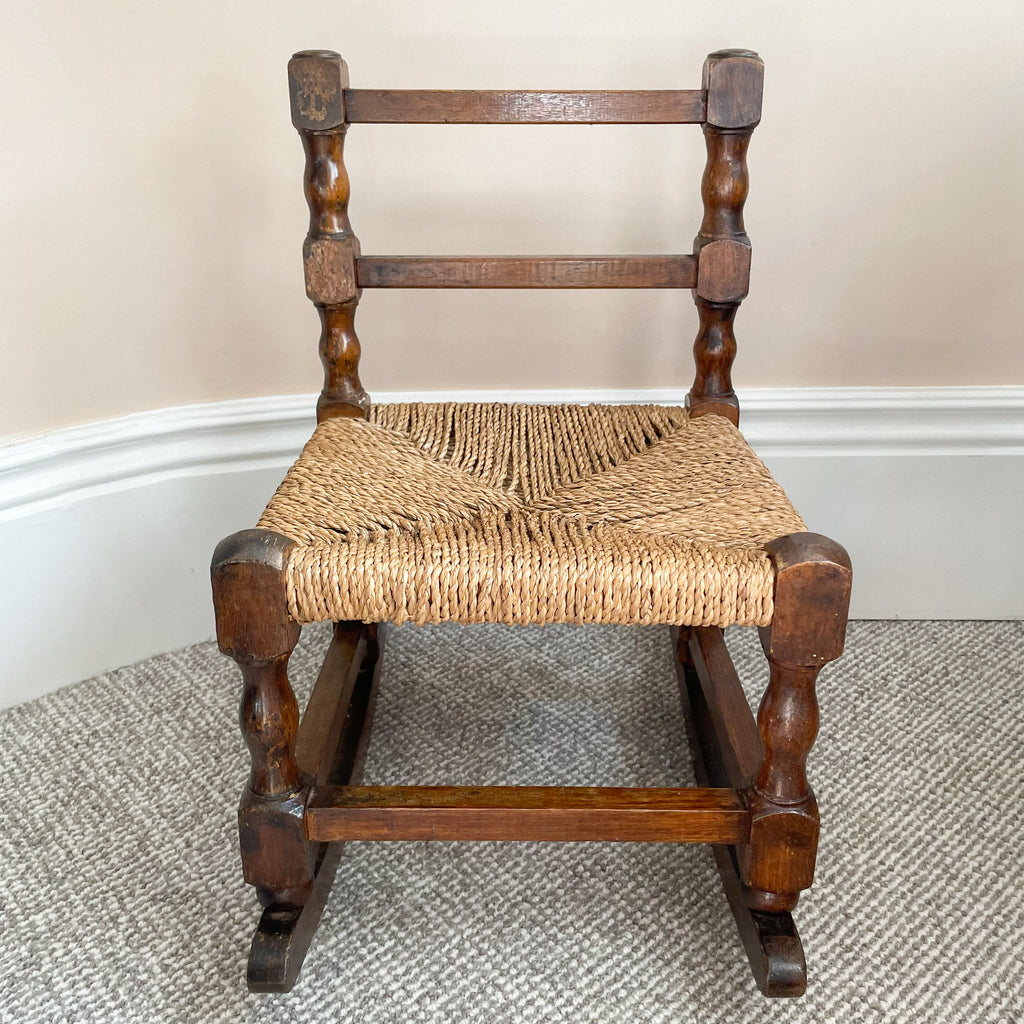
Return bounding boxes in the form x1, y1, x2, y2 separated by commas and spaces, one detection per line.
3, 621, 1022, 1022
257, 403, 806, 628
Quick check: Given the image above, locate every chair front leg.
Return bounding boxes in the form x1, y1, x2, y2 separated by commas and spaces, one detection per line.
212, 529, 315, 913
743, 533, 852, 913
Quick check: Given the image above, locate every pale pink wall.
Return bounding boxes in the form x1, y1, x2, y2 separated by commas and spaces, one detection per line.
2, 0, 1022, 438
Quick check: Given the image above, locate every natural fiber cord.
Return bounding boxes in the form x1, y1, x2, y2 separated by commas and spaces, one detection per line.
258, 403, 806, 628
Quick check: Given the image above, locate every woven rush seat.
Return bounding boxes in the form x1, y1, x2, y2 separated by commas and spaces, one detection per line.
258, 402, 806, 628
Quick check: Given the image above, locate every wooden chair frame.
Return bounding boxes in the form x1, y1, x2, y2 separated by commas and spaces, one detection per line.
211, 49, 852, 997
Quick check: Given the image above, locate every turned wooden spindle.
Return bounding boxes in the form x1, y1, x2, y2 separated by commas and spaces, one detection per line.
742, 533, 852, 913
239, 658, 303, 796
688, 49, 763, 427
753, 663, 820, 807
212, 529, 314, 912
289, 50, 369, 421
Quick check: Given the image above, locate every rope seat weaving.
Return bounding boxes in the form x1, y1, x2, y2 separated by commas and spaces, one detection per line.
258, 403, 807, 628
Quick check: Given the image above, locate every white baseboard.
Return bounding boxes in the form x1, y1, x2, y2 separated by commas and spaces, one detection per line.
2, 386, 1022, 707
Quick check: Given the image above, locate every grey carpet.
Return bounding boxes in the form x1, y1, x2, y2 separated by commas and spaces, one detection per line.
1, 621, 1022, 1023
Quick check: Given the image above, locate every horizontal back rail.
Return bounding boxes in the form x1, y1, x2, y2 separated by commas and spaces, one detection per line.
355, 255, 697, 289
344, 89, 706, 124
288, 48, 763, 424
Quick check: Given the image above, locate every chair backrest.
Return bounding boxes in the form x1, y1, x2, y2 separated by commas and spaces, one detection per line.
287, 48, 763, 426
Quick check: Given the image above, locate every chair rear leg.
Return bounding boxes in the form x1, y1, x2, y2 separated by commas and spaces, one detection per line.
743, 533, 852, 913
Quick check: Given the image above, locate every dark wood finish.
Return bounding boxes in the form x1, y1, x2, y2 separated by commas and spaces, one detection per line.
290, 51, 369, 421
212, 47, 854, 1001
695, 239, 751, 304
344, 89, 706, 124
742, 533, 853, 906
695, 128, 752, 247
288, 50, 348, 131
299, 130, 354, 238
295, 621, 368, 784
248, 842, 345, 993
211, 529, 300, 667
248, 620, 383, 992
687, 50, 762, 427
304, 236, 359, 305
305, 785, 748, 843
759, 533, 853, 669
675, 627, 807, 997
710, 849, 806, 996
356, 254, 697, 289
683, 627, 761, 787
689, 298, 740, 425
211, 530, 313, 908
315, 303, 366, 421
703, 50, 764, 131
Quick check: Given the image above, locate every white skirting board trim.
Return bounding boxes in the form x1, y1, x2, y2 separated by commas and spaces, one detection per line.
1, 385, 1022, 707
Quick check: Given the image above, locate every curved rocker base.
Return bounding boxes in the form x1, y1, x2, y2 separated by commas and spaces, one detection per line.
711, 842, 806, 997
247, 842, 345, 993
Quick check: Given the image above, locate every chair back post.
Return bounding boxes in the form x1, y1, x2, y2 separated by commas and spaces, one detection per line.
288, 50, 370, 421
687, 50, 764, 427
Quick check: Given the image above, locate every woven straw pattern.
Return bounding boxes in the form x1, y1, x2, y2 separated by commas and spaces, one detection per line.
258, 403, 806, 628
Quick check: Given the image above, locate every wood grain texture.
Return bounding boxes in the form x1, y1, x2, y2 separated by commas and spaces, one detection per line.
675, 626, 807, 997
696, 128, 751, 251
292, 57, 369, 421
687, 122, 752, 426
683, 627, 762, 787
689, 299, 740, 425
356, 255, 697, 289
305, 785, 749, 843
211, 529, 314, 908
344, 89, 706, 124
221, 46, 847, 999
288, 50, 348, 131
703, 50, 764, 130
315, 302, 368, 422
695, 239, 751, 304
687, 51, 761, 426
742, 533, 853, 902
211, 529, 299, 663
294, 621, 367, 786
303, 237, 359, 305
247, 622, 383, 992
248, 842, 344, 993
761, 534, 853, 668
211, 529, 303, 798
301, 130, 353, 237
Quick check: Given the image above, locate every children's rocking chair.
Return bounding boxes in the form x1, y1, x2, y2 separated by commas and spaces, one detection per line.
211, 48, 852, 998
